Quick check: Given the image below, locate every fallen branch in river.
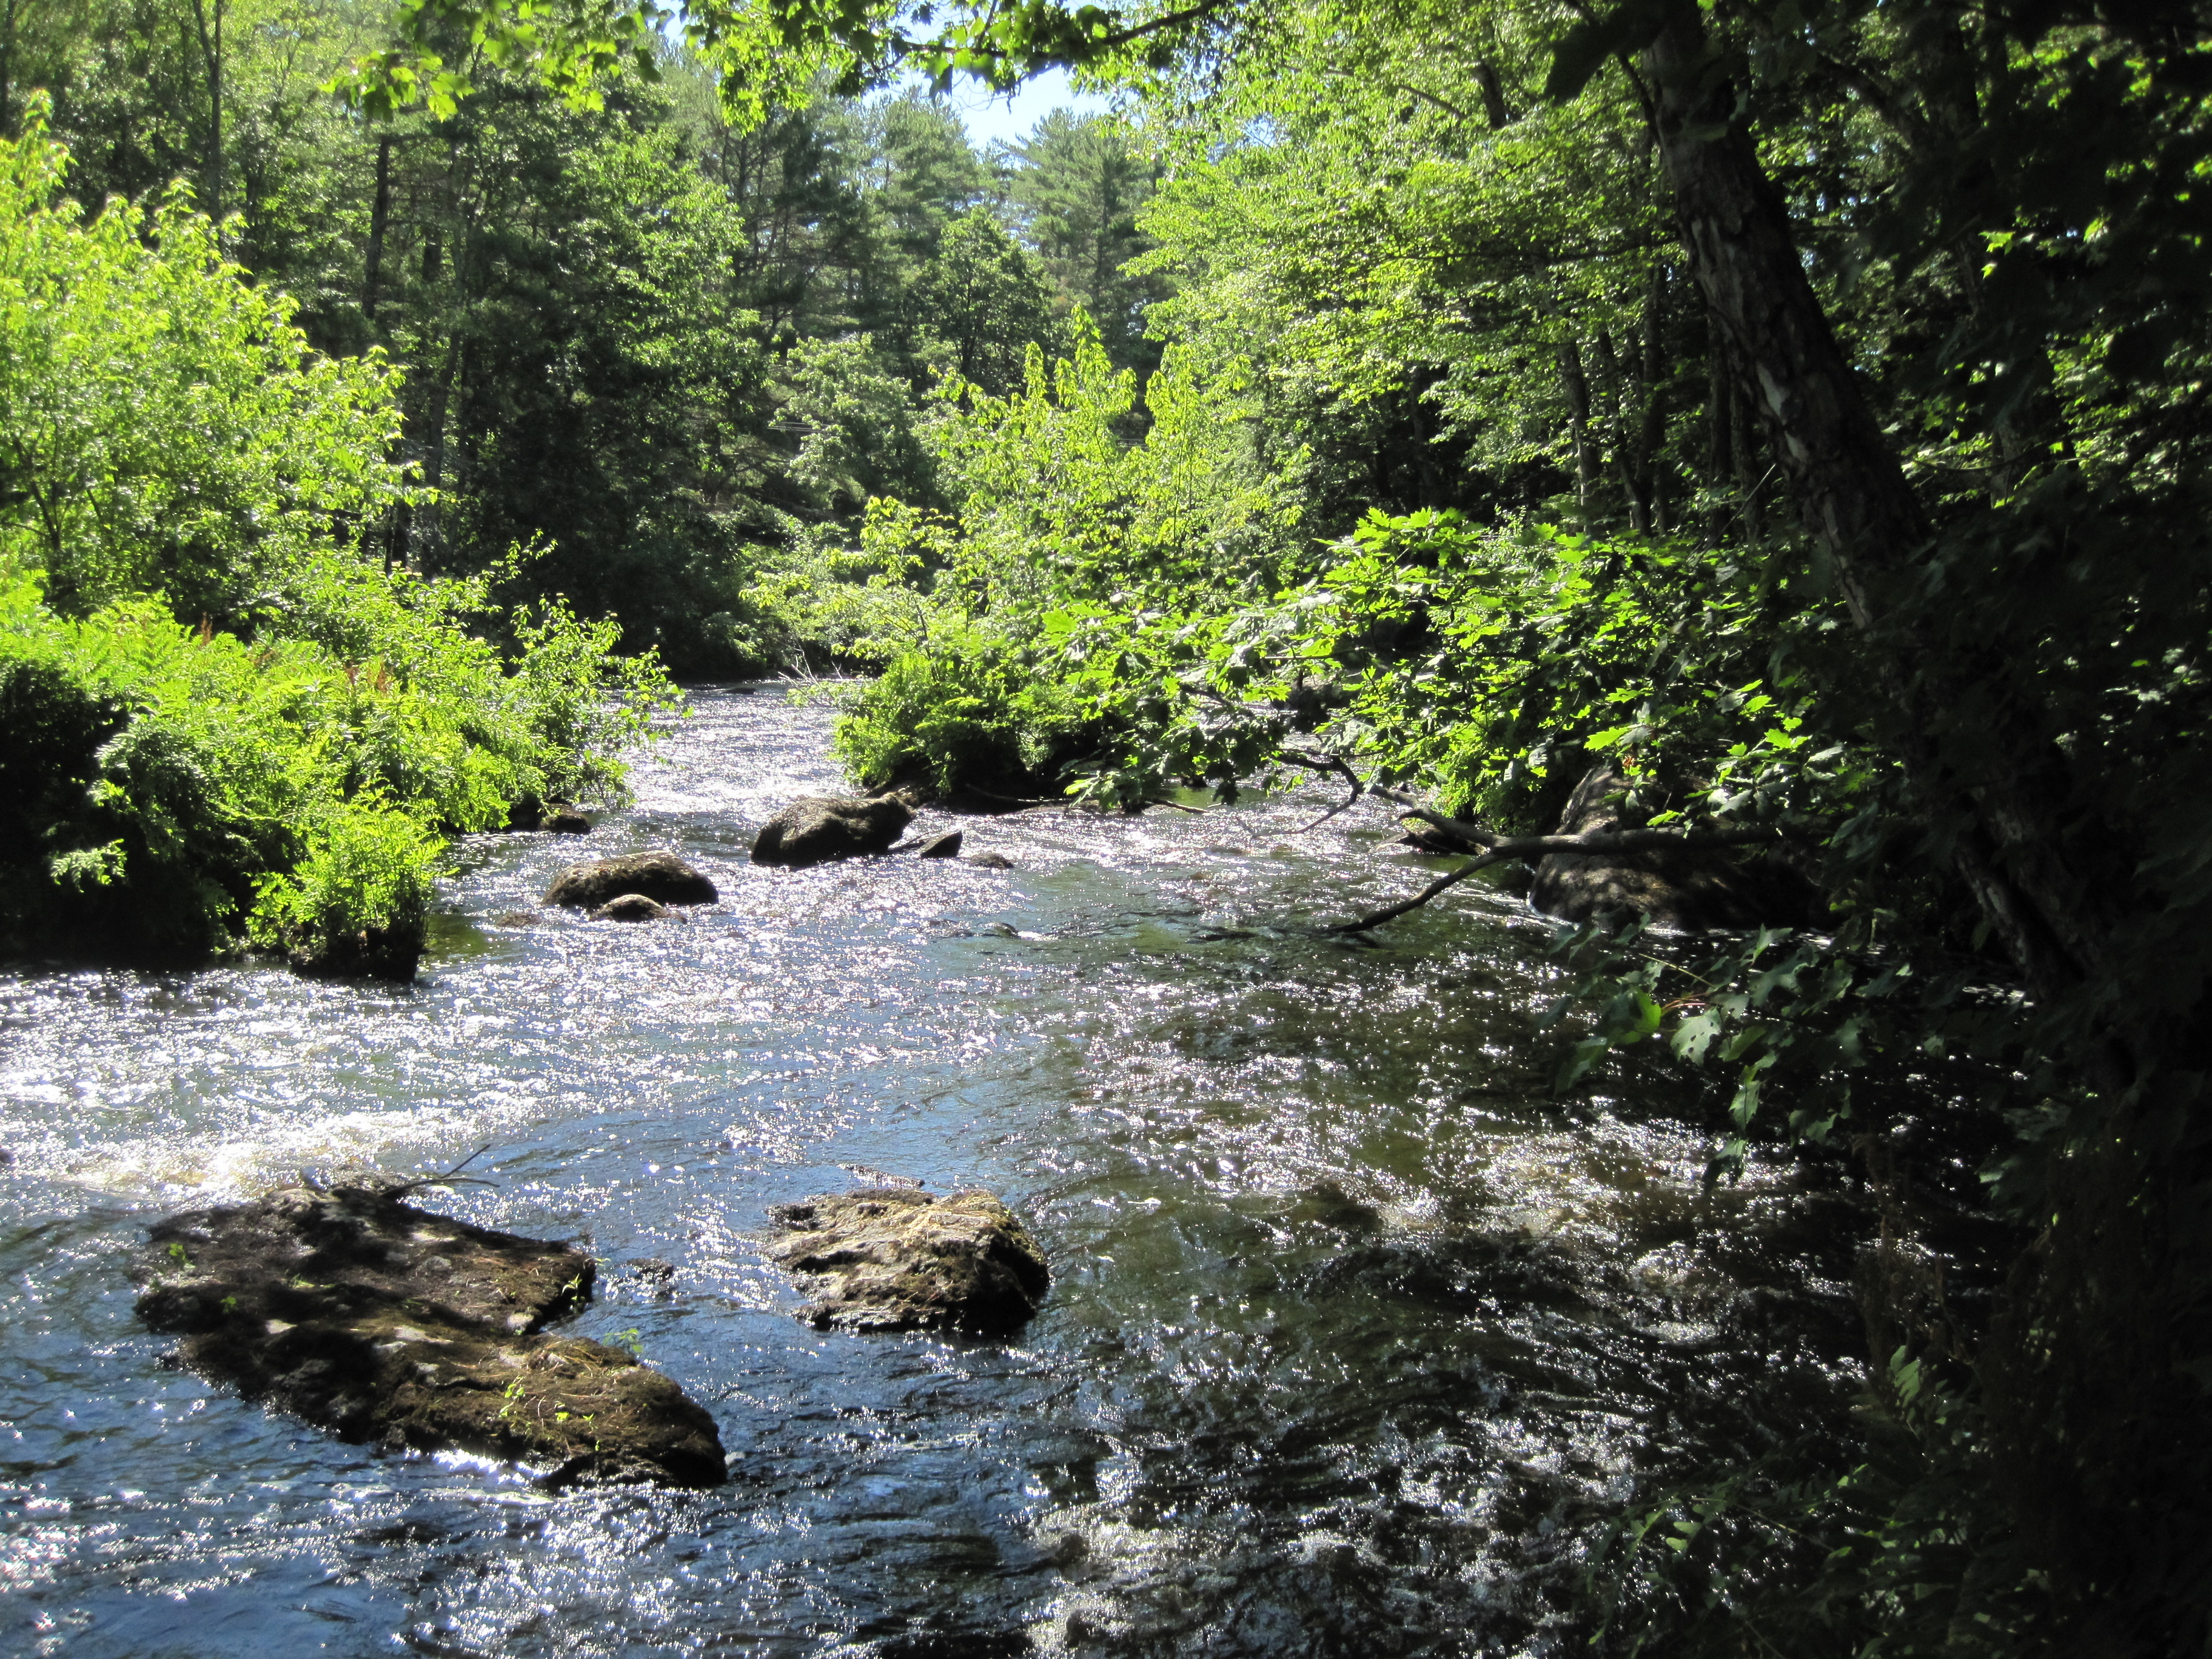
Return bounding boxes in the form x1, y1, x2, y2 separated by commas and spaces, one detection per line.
1327, 820, 1789, 933
1326, 853, 1509, 932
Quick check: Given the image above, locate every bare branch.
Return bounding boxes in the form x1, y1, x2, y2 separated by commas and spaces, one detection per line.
1397, 806, 1788, 859
1327, 853, 1507, 932
1279, 749, 1367, 831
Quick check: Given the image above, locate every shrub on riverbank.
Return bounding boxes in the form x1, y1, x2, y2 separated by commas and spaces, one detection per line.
819, 323, 1290, 802
0, 568, 672, 967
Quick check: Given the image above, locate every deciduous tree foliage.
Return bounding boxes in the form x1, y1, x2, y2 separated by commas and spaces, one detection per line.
70, 0, 2212, 1644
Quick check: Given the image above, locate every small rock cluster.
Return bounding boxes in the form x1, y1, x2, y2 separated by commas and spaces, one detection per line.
545, 850, 719, 923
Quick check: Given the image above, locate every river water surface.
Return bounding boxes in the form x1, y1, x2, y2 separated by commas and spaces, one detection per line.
1, 688, 1865, 1657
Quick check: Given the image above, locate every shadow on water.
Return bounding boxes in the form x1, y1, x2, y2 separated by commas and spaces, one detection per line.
0, 686, 1873, 1657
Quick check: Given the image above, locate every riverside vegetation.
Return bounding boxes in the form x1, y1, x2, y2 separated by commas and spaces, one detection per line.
4, 0, 2207, 1652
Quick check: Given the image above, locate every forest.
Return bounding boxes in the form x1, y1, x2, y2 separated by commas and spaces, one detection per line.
2, 0, 2208, 1652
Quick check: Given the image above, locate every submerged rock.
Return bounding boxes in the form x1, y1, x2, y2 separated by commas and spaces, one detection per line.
750, 796, 912, 868
544, 809, 591, 835
284, 924, 423, 982
1529, 766, 1820, 931
915, 830, 964, 859
545, 850, 717, 910
763, 1188, 1049, 1335
960, 851, 1015, 870
590, 893, 672, 923
133, 1182, 725, 1489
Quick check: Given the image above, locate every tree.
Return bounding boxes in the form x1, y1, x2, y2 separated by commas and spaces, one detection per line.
1000, 109, 1167, 372
910, 208, 1064, 398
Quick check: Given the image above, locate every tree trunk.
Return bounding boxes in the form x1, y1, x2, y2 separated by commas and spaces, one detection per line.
1558, 341, 1598, 518
189, 0, 224, 221
1643, 8, 2100, 1006
1704, 306, 1733, 541
1637, 264, 1667, 532
0, 0, 18, 141
1595, 328, 1650, 532
364, 135, 393, 326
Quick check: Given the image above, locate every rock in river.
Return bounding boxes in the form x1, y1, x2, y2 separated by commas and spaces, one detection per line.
545, 850, 717, 910
763, 1188, 1050, 1335
590, 893, 672, 923
749, 796, 912, 867
1529, 765, 1820, 931
915, 830, 964, 859
132, 1181, 726, 1489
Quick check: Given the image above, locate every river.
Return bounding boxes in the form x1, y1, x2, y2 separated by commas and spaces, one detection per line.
0, 686, 1864, 1657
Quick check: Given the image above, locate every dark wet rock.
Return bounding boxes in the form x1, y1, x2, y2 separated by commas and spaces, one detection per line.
509, 797, 591, 834
763, 1188, 1049, 1335
750, 796, 913, 868
1529, 766, 1821, 931
133, 1182, 725, 1489
590, 893, 672, 923
545, 851, 717, 910
616, 1258, 677, 1297
285, 924, 422, 982
495, 911, 538, 928
960, 851, 1015, 870
916, 830, 964, 859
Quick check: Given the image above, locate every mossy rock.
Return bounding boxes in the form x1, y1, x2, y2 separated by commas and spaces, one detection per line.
763, 1188, 1050, 1336
133, 1182, 724, 1489
544, 850, 717, 909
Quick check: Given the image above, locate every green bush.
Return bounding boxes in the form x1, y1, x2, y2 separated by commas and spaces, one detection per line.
0, 572, 675, 966
249, 796, 441, 977
831, 619, 1099, 795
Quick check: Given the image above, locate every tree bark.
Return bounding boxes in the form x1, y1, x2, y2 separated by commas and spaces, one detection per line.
1643, 8, 2105, 1011
189, 0, 224, 221
1559, 341, 1598, 517
1638, 264, 1667, 532
364, 135, 393, 326
1704, 306, 1733, 541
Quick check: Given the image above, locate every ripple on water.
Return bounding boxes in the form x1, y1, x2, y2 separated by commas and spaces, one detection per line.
0, 687, 1867, 1657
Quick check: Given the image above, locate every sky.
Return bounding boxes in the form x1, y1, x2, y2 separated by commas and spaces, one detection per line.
936, 67, 1112, 150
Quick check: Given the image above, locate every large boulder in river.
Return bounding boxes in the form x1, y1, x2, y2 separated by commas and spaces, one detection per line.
749, 796, 912, 868
1530, 766, 1819, 931
762, 1188, 1050, 1335
545, 850, 717, 909
132, 1182, 726, 1489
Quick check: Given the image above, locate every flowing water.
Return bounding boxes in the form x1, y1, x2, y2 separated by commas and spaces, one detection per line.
0, 688, 1868, 1657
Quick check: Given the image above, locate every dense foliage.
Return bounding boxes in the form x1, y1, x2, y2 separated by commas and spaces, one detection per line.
9, 0, 2210, 1649
0, 107, 671, 969
0, 1, 1156, 674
